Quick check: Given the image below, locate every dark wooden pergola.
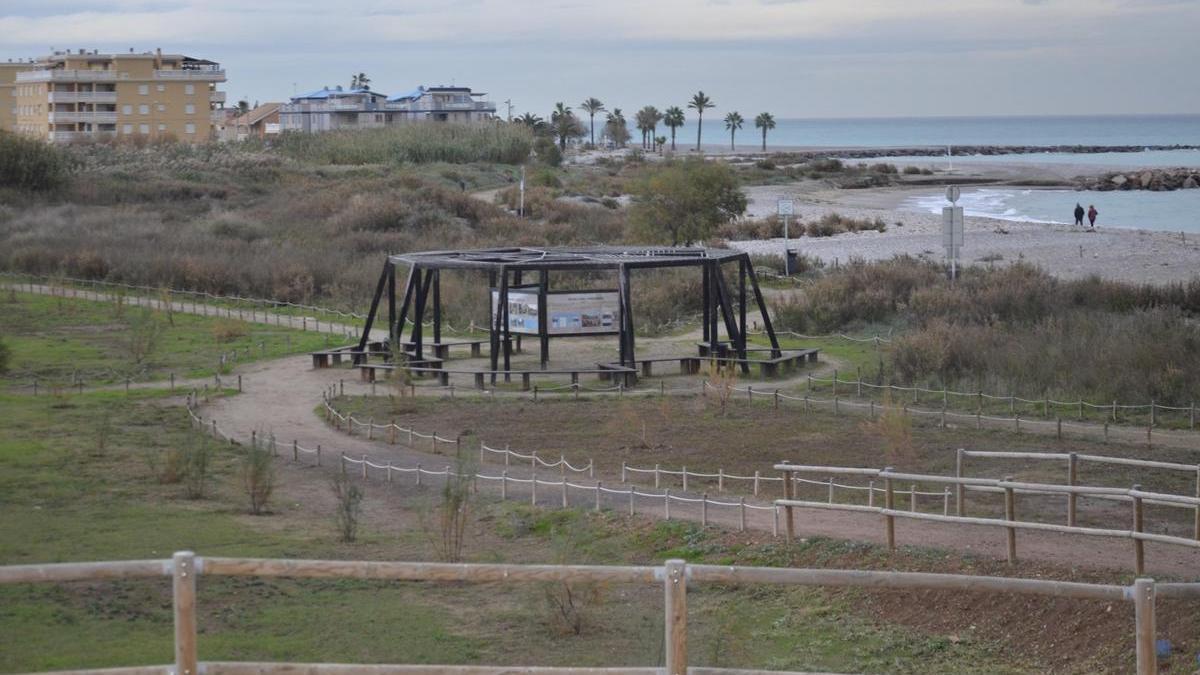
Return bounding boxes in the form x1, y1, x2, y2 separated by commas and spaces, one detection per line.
355, 246, 781, 374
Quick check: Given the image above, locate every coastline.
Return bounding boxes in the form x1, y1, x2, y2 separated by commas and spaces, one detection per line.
730, 183, 1200, 284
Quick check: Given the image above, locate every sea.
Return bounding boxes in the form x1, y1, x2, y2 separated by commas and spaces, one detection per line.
749, 114, 1200, 233
761, 114, 1200, 149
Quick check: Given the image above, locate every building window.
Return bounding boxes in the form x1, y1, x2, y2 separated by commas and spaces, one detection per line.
156, 84, 165, 92
122, 104, 132, 115
185, 84, 194, 95
185, 123, 196, 134
139, 105, 149, 115
139, 124, 149, 134
157, 104, 166, 112
138, 84, 148, 95
184, 104, 195, 115
158, 123, 166, 132
122, 124, 133, 134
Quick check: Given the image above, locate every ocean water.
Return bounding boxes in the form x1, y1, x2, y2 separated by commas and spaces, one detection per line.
902, 188, 1200, 233
849, 150, 1200, 169
755, 114, 1200, 149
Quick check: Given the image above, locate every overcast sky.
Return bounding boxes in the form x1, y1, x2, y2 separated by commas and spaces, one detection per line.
3, 0, 1198, 119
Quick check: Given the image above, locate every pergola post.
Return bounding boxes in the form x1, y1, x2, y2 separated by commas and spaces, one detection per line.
538, 269, 549, 369
432, 269, 442, 345
714, 262, 749, 372
356, 263, 391, 355
502, 268, 512, 379
707, 260, 720, 358
738, 257, 747, 346
491, 266, 507, 378
745, 257, 781, 357
411, 268, 432, 362
701, 263, 710, 343
386, 262, 396, 347
619, 264, 635, 368
393, 264, 416, 351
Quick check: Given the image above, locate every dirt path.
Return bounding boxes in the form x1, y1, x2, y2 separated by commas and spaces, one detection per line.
191, 356, 1200, 578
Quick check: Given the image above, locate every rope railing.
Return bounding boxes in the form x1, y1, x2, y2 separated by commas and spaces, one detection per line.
775, 462, 1200, 575
801, 369, 1198, 430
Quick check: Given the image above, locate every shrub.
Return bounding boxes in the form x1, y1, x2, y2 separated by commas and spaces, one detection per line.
0, 131, 71, 191
331, 473, 365, 542
803, 213, 887, 237
182, 436, 213, 499
628, 158, 746, 245
0, 335, 9, 374
274, 123, 533, 165
241, 439, 276, 515
124, 308, 166, 366
902, 165, 922, 175
211, 318, 248, 343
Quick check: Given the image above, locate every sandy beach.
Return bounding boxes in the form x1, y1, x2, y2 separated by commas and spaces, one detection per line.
727, 176, 1200, 284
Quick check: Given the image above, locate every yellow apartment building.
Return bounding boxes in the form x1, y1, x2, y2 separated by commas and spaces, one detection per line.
0, 61, 25, 133
12, 49, 226, 143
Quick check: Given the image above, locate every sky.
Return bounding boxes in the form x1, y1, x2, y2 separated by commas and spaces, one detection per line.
3, 0, 1199, 120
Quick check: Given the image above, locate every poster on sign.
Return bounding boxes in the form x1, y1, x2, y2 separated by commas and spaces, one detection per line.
547, 291, 619, 335
491, 289, 620, 336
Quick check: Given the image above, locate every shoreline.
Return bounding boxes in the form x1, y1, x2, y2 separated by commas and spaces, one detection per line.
730, 182, 1200, 284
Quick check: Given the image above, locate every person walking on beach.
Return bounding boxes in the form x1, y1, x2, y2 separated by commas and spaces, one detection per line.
1074, 203, 1085, 226
1087, 204, 1098, 229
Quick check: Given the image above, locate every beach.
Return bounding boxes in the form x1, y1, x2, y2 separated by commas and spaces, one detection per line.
729, 180, 1200, 284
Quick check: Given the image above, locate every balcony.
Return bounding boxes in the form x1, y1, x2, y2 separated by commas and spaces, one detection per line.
154, 69, 226, 82
209, 91, 226, 104
17, 70, 126, 83
48, 91, 118, 104
48, 111, 119, 124
49, 130, 117, 143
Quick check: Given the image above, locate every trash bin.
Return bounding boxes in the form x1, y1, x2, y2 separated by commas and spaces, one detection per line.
785, 249, 799, 276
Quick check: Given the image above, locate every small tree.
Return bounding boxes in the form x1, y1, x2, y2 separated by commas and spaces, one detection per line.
421, 440, 475, 562
629, 159, 747, 245
124, 308, 165, 367
703, 359, 740, 416
331, 473, 365, 542
0, 335, 10, 375
183, 436, 213, 499
241, 438, 276, 515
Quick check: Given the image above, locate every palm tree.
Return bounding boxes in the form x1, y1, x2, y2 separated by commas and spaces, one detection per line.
688, 91, 715, 151
604, 108, 629, 148
580, 97, 605, 147
350, 73, 370, 90
634, 108, 650, 149
635, 106, 662, 150
516, 112, 545, 133
724, 111, 744, 151
754, 112, 776, 152
663, 106, 685, 151
550, 102, 577, 151
648, 106, 663, 145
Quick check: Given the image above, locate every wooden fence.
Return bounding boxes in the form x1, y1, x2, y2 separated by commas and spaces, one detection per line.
0, 552, 1185, 675
775, 463, 1200, 575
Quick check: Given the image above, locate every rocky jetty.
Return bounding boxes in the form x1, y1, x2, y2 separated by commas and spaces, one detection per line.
1075, 168, 1200, 192
827, 144, 1200, 159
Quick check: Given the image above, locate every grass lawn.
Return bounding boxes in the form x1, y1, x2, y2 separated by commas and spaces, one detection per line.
0, 290, 339, 387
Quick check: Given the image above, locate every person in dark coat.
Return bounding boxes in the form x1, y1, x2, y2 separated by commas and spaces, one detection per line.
1074, 203, 1085, 226
1087, 205, 1098, 229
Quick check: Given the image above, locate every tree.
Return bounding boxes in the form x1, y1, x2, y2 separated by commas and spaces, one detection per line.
754, 112, 776, 152
633, 108, 650, 149
687, 91, 715, 152
635, 106, 661, 150
236, 100, 250, 115
550, 102, 583, 151
580, 97, 605, 147
350, 73, 371, 90
724, 111, 744, 151
663, 106, 685, 151
516, 112, 546, 134
629, 158, 747, 245
604, 108, 630, 148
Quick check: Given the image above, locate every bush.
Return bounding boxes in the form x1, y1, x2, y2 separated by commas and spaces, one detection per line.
0, 335, 9, 374
802, 213, 887, 237
628, 158, 746, 245
182, 437, 213, 499
241, 439, 276, 515
902, 165, 922, 175
0, 131, 71, 191
331, 473, 365, 542
274, 123, 533, 165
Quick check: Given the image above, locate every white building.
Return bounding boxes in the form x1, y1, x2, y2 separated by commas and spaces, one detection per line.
279, 84, 494, 133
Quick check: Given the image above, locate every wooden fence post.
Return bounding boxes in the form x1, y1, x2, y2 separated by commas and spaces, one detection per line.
1194, 466, 1200, 541
292, 440, 298, 462
664, 559, 688, 675
1134, 578, 1157, 675
665, 489, 671, 520
1004, 476, 1017, 564
884, 468, 895, 551
1132, 484, 1145, 576
172, 551, 198, 675
501, 471, 508, 500
1067, 453, 1078, 527
655, 464, 661, 489
531, 471, 537, 505
682, 466, 688, 492
701, 494, 708, 527
868, 481, 875, 508
782, 465, 795, 542
739, 497, 746, 531
955, 449, 965, 516
561, 478, 568, 508
629, 486, 635, 516
753, 471, 761, 496
595, 482, 602, 512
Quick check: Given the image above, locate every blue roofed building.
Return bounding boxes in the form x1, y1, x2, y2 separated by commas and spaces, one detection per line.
279, 84, 495, 133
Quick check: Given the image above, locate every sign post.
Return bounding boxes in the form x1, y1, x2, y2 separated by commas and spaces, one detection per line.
777, 199, 794, 275
942, 186, 964, 281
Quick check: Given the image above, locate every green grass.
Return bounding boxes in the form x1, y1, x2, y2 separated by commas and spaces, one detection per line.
0, 291, 339, 386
